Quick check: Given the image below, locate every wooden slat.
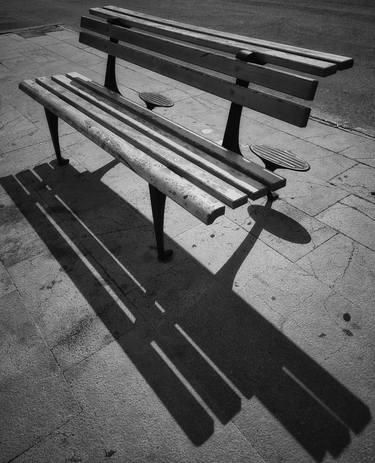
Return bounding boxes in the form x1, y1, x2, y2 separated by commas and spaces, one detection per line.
36, 76, 249, 209
19, 79, 225, 225
103, 5, 353, 69
67, 72, 286, 191
89, 7, 337, 76
79, 32, 311, 127
51, 74, 267, 199
81, 16, 318, 100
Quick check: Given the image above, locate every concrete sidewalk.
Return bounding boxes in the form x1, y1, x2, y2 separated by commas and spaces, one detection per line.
1, 26, 375, 463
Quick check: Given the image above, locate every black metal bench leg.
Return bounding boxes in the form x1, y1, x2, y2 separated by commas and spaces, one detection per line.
44, 108, 69, 166
149, 184, 173, 262
263, 161, 279, 201
267, 190, 279, 201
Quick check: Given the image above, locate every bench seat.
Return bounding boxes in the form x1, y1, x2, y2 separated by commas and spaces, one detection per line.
19, 72, 285, 226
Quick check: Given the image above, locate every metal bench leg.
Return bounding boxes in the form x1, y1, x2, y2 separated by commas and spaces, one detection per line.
262, 161, 279, 201
149, 184, 173, 262
104, 38, 121, 94
44, 109, 69, 166
267, 190, 279, 201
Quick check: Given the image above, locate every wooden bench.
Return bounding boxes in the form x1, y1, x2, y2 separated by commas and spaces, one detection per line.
19, 6, 353, 261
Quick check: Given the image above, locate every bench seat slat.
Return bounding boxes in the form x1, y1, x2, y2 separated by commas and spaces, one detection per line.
19, 79, 226, 225
103, 5, 353, 69
80, 16, 317, 100
52, 73, 268, 199
36, 76, 250, 209
89, 7, 337, 76
79, 32, 311, 127
67, 72, 286, 191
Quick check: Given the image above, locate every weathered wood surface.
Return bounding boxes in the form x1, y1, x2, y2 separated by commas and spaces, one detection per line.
50, 74, 268, 199
19, 79, 226, 225
101, 5, 353, 69
89, 7, 338, 76
81, 16, 318, 100
67, 72, 286, 191
79, 32, 311, 127
36, 76, 249, 208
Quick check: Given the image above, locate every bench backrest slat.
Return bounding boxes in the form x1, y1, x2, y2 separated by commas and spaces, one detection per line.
79, 31, 311, 127
89, 7, 337, 76
102, 5, 353, 69
81, 16, 317, 100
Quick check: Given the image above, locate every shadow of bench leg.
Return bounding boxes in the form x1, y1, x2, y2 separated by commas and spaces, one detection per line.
149, 184, 173, 262
44, 108, 69, 166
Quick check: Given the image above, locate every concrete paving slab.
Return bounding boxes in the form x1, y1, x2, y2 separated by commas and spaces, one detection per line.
320, 343, 375, 463
298, 233, 375, 309
8, 253, 106, 348
0, 223, 48, 268
175, 216, 249, 274
304, 130, 369, 153
341, 194, 375, 219
0, 63, 10, 77
338, 137, 375, 168
0, 291, 81, 463
0, 122, 49, 155
11, 406, 265, 462
0, 187, 50, 266
226, 198, 337, 262
62, 36, 92, 50
9, 411, 109, 463
330, 164, 375, 203
0, 261, 15, 297
46, 29, 79, 41
59, 339, 265, 463
1, 53, 51, 72
276, 173, 349, 216
266, 118, 340, 140
316, 200, 375, 250
27, 33, 61, 46
3, 107, 38, 137
42, 41, 101, 66
0, 141, 59, 176
1, 91, 47, 125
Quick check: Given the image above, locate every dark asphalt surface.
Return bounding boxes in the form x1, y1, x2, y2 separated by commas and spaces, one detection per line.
1, 0, 374, 133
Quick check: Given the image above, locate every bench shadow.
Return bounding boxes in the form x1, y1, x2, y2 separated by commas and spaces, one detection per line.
1, 160, 371, 461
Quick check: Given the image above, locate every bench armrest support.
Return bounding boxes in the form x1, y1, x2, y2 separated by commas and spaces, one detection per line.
104, 18, 124, 93
222, 50, 257, 154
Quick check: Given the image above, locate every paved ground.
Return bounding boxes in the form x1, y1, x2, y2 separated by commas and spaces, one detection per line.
1, 0, 375, 134
1, 25, 375, 463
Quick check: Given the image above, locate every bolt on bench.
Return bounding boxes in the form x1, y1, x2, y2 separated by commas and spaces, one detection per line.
19, 6, 353, 261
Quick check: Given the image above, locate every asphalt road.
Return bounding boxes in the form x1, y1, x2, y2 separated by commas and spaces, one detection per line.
1, 0, 374, 133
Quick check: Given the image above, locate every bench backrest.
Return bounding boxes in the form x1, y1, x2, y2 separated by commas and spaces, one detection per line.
92, 6, 353, 72
78, 7, 352, 150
